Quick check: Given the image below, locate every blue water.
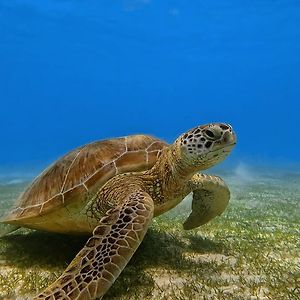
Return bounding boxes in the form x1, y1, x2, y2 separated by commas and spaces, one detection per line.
1, 0, 300, 171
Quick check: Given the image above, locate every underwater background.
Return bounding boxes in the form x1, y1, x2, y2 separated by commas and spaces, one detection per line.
0, 1, 299, 299
1, 0, 300, 171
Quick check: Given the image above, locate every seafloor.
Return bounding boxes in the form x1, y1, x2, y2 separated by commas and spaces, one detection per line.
0, 167, 299, 300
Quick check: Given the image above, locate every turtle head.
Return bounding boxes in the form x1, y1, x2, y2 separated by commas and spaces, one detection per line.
176, 123, 236, 170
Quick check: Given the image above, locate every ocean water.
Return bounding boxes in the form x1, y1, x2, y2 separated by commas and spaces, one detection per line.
1, 0, 300, 166
0, 1, 300, 299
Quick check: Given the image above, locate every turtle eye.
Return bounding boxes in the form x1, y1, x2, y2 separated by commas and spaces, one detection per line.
205, 130, 215, 138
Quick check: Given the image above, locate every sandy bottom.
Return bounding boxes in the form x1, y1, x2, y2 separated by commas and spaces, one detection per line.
0, 168, 299, 299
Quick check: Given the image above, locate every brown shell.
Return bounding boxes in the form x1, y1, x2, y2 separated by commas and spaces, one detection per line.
3, 135, 168, 222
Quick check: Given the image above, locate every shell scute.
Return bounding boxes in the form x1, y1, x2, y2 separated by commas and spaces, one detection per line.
147, 141, 167, 151
42, 194, 64, 212
115, 151, 147, 172
85, 162, 116, 189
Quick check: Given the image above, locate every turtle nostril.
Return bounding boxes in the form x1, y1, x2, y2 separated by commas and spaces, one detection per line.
205, 130, 215, 138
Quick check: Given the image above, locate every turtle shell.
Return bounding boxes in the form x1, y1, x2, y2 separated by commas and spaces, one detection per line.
3, 135, 168, 224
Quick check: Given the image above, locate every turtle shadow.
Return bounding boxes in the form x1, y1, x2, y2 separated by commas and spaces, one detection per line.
0, 227, 228, 299
0, 230, 87, 268
104, 228, 228, 299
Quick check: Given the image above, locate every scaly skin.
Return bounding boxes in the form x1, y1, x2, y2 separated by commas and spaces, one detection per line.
35, 188, 154, 300
35, 123, 236, 300
184, 173, 230, 229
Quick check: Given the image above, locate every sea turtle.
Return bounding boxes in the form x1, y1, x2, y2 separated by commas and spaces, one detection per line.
1, 123, 236, 300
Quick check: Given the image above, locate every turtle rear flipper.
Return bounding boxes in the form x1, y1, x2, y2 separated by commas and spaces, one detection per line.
0, 224, 20, 237
35, 189, 154, 300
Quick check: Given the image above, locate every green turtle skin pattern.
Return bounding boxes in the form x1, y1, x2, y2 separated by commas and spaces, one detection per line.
35, 189, 154, 300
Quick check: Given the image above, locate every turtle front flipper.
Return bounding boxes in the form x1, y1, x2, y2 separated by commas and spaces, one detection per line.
183, 173, 230, 230
35, 189, 154, 300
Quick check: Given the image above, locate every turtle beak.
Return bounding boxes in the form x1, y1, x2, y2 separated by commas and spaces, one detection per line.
223, 130, 237, 146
